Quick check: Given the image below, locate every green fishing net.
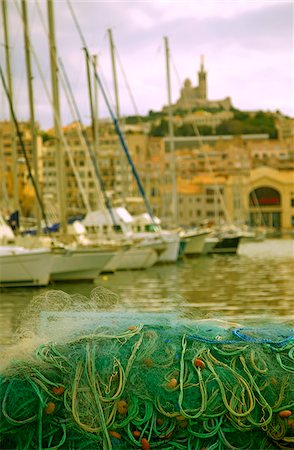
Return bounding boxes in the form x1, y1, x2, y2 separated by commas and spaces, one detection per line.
0, 287, 293, 449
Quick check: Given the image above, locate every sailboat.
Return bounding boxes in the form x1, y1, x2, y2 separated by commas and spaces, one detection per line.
0, 211, 53, 286
82, 208, 162, 270
77, 29, 174, 268
164, 47, 243, 255
0, 244, 53, 287
0, 212, 15, 245
65, 30, 161, 271
179, 228, 212, 256
163, 37, 211, 257
9, 0, 120, 280
0, 2, 53, 287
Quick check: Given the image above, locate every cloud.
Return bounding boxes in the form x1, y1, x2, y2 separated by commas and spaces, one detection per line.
0, 0, 293, 127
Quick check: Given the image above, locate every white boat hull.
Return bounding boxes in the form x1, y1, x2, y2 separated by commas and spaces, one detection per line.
104, 246, 158, 271
182, 231, 209, 255
50, 248, 116, 281
137, 231, 180, 263
202, 237, 219, 255
157, 238, 180, 263
0, 246, 53, 287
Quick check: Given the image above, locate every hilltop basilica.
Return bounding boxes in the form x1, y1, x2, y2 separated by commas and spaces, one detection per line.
166, 56, 232, 111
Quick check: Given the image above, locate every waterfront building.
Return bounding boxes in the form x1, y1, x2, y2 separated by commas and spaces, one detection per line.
245, 167, 294, 231
176, 175, 226, 227
2, 113, 291, 235
127, 132, 294, 232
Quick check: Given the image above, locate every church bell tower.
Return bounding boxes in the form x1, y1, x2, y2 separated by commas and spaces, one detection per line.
197, 55, 207, 100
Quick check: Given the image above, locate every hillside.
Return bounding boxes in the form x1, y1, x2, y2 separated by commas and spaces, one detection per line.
125, 108, 280, 139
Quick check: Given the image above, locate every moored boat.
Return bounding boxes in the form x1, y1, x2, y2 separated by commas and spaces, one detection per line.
0, 245, 53, 287
50, 245, 117, 281
180, 228, 211, 256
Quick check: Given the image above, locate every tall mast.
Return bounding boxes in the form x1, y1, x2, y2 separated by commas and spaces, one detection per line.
164, 36, 177, 227
92, 54, 100, 210
92, 55, 99, 153
108, 28, 127, 206
1, 0, 19, 214
21, 0, 41, 234
108, 29, 120, 119
47, 0, 67, 234
84, 49, 95, 136
66, 1, 155, 222
0, 130, 9, 211
84, 50, 101, 211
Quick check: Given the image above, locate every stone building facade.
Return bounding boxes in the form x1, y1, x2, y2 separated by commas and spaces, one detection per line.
164, 56, 232, 112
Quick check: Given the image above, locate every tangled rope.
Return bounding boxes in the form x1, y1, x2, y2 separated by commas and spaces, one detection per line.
1, 318, 293, 449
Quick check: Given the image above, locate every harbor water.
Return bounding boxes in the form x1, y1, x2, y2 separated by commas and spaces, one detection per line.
0, 238, 293, 347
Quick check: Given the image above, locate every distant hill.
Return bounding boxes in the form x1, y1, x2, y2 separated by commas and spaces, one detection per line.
125, 108, 279, 139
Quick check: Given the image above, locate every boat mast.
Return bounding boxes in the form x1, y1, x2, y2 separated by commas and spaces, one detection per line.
1, 0, 19, 215
108, 29, 120, 120
67, 0, 155, 222
47, 0, 67, 234
92, 54, 99, 161
92, 54, 104, 212
84, 50, 98, 153
164, 36, 177, 227
21, 0, 41, 234
108, 28, 128, 207
0, 130, 9, 212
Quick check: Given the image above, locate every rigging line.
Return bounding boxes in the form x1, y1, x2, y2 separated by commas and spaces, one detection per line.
15, 0, 90, 213
95, 56, 116, 117
115, 47, 140, 117
170, 54, 182, 90
170, 52, 231, 224
58, 57, 117, 226
0, 63, 50, 231
250, 189, 266, 228
3, 1, 25, 113
93, 32, 117, 118
56, 59, 96, 215
66, 0, 155, 223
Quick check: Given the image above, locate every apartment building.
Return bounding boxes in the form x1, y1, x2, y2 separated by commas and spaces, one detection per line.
1, 118, 293, 232
248, 140, 294, 171
42, 121, 135, 216
125, 133, 294, 231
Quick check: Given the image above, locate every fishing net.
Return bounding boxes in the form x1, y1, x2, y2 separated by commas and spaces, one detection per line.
0, 287, 293, 450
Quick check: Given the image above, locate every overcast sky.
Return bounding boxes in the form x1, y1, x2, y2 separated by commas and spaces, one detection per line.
0, 0, 293, 129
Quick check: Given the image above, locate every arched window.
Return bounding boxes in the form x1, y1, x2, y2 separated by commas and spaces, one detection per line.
249, 187, 281, 207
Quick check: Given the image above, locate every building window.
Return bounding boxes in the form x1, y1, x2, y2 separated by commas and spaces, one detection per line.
249, 187, 281, 207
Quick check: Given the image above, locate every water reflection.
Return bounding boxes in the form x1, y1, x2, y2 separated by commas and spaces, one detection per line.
0, 239, 293, 345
